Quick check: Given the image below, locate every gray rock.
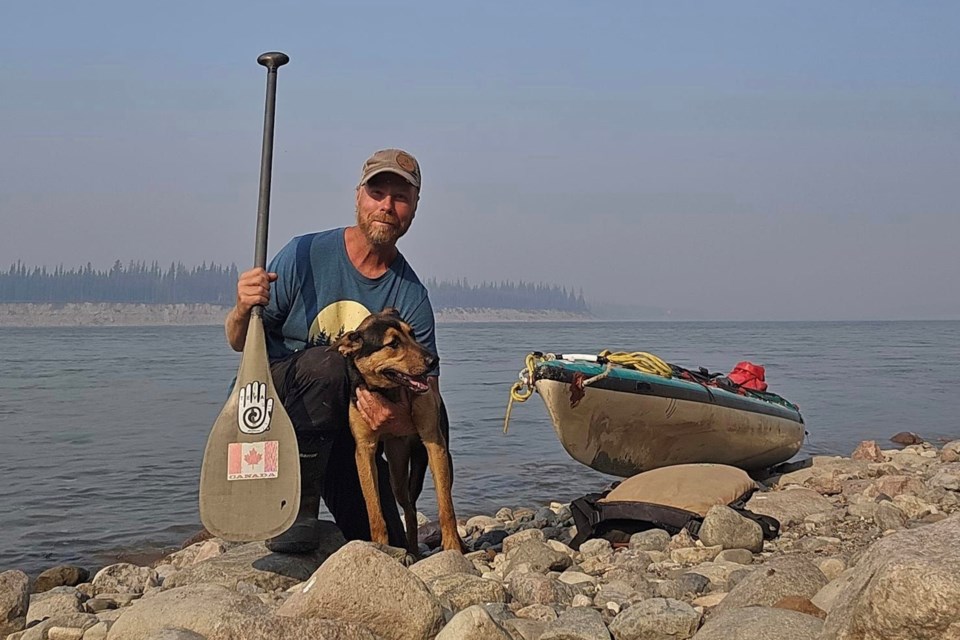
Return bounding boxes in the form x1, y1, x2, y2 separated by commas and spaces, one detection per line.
540, 606, 612, 640
811, 568, 857, 614
629, 530, 671, 552
657, 573, 710, 600
508, 573, 577, 607
847, 502, 879, 520
33, 567, 90, 594
141, 631, 207, 640
410, 550, 481, 583
107, 583, 378, 640
504, 540, 573, 575
474, 530, 509, 549
105, 584, 263, 639
580, 538, 614, 558
435, 604, 513, 640
594, 581, 641, 608
875, 501, 907, 531
502, 529, 546, 555
276, 541, 443, 640
940, 440, 960, 463
714, 549, 753, 565
535, 507, 559, 528
18, 613, 97, 640
669, 545, 722, 565
503, 618, 549, 640
714, 556, 828, 613
608, 597, 700, 640
690, 606, 823, 639
27, 586, 84, 624
745, 488, 835, 526
515, 603, 558, 621
164, 523, 344, 592
698, 506, 764, 553
428, 573, 507, 612
0, 569, 30, 637
91, 564, 158, 595
821, 511, 960, 640
816, 558, 847, 582
466, 515, 501, 532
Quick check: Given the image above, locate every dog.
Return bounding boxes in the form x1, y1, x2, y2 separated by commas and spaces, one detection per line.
332, 308, 464, 554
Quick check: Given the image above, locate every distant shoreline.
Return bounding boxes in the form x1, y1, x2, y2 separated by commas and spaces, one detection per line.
0, 303, 595, 327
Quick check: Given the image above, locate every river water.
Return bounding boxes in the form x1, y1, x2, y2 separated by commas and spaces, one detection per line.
1, 320, 958, 575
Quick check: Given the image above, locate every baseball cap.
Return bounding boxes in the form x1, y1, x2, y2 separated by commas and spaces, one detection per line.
358, 149, 421, 189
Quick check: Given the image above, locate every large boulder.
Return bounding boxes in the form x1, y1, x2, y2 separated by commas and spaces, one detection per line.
0, 570, 30, 637
276, 541, 444, 640
698, 506, 763, 553
691, 606, 823, 639
821, 512, 960, 639
91, 564, 159, 595
26, 586, 84, 624
164, 523, 344, 592
540, 606, 612, 640
714, 556, 828, 613
106, 583, 377, 640
435, 605, 513, 640
503, 540, 573, 575
608, 597, 700, 640
33, 566, 90, 594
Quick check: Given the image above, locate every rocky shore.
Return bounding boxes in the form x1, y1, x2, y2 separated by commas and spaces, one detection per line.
4, 436, 960, 639
0, 304, 593, 327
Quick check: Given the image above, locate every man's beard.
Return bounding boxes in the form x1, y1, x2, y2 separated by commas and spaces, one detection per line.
358, 211, 407, 246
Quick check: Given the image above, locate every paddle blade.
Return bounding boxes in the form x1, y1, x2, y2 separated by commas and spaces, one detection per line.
199, 317, 301, 541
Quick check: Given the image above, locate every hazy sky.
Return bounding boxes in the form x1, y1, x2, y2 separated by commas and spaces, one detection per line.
2, 1, 957, 320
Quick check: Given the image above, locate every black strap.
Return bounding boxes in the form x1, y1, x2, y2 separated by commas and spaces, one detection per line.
570, 494, 703, 549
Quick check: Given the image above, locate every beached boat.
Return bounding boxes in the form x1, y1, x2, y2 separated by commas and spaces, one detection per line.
509, 354, 805, 477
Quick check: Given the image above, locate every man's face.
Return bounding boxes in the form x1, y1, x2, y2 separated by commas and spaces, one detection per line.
355, 173, 419, 247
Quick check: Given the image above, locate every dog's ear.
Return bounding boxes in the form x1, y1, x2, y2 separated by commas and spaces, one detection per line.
334, 330, 363, 357
381, 307, 401, 318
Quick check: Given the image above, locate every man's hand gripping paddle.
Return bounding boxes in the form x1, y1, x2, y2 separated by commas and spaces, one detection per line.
199, 52, 300, 541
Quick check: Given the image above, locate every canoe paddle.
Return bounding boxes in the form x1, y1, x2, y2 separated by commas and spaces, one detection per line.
199, 52, 301, 541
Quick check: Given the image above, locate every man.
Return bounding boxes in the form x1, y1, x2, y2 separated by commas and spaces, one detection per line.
225, 148, 441, 553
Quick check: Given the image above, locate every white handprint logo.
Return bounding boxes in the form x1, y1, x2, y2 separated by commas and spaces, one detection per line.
237, 381, 274, 434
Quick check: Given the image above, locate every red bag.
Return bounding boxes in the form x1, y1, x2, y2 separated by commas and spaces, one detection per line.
727, 361, 768, 392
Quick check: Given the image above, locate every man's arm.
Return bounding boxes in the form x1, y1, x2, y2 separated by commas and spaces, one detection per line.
225, 267, 277, 351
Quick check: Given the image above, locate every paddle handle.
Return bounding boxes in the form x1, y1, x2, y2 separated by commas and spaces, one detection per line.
252, 52, 289, 316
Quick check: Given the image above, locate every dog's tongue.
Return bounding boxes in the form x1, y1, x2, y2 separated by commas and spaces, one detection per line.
405, 375, 430, 394
387, 370, 430, 394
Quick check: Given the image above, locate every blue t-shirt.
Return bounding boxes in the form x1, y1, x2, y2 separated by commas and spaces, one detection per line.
262, 228, 439, 375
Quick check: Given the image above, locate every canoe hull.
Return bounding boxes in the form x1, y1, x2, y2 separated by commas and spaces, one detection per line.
536, 377, 805, 477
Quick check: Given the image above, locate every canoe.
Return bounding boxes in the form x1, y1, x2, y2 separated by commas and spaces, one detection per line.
527, 356, 805, 477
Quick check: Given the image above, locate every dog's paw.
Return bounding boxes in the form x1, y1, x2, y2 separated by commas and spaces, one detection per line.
370, 542, 419, 565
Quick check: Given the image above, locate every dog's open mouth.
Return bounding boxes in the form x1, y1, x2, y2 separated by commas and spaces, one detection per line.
384, 370, 431, 394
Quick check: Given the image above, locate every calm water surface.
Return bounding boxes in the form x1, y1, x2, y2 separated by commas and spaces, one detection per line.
1, 321, 958, 575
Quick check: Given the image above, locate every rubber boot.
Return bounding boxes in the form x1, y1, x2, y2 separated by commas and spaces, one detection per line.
265, 493, 322, 554
266, 451, 325, 554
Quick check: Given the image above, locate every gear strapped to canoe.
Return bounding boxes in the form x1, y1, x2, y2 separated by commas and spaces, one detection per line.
568, 464, 780, 549
504, 351, 799, 434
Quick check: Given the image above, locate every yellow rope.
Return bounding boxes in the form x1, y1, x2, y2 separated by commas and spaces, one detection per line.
503, 350, 671, 434
598, 349, 673, 378
503, 353, 541, 434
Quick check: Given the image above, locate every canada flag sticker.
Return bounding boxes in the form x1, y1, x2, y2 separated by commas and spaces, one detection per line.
227, 441, 279, 481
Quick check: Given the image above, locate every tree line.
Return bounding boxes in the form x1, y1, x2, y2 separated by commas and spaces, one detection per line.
0, 261, 589, 311
424, 278, 588, 312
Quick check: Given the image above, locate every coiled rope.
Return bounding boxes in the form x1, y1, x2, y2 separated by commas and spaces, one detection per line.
502, 350, 672, 434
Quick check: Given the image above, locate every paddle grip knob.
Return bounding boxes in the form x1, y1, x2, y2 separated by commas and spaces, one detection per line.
257, 52, 290, 70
